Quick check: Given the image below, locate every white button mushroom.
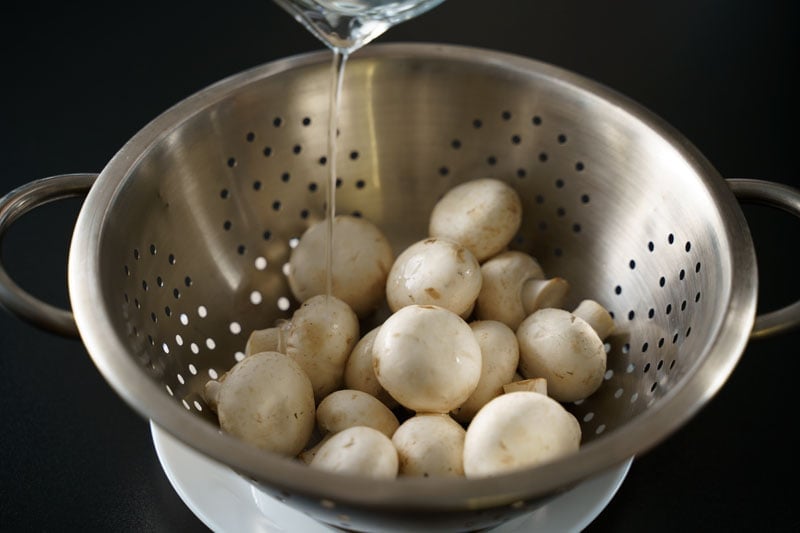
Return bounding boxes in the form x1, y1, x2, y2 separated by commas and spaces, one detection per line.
475, 250, 570, 330
315, 389, 400, 438
299, 389, 401, 465
516, 301, 612, 403
343, 326, 398, 408
463, 391, 581, 478
216, 351, 315, 457
284, 294, 360, 402
451, 320, 519, 424
309, 426, 399, 480
391, 414, 466, 478
372, 305, 482, 414
428, 178, 522, 262
385, 237, 482, 319
286, 214, 394, 318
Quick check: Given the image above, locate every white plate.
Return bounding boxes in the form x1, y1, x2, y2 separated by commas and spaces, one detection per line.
151, 421, 632, 533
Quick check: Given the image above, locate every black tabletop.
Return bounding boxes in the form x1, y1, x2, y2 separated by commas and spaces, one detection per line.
1, 1, 798, 531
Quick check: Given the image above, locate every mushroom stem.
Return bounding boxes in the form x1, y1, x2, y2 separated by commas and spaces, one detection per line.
275, 319, 291, 353
572, 299, 615, 341
203, 380, 222, 413
521, 277, 570, 315
298, 434, 332, 465
245, 320, 292, 356
503, 377, 548, 395
245, 327, 280, 356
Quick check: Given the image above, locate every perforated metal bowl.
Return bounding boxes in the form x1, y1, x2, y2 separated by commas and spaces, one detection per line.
1, 43, 799, 532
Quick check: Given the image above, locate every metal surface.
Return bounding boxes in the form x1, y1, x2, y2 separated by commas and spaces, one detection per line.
1, 43, 795, 531
0, 173, 96, 337
727, 179, 800, 339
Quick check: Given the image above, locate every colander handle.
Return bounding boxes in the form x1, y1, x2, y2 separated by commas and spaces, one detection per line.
0, 173, 97, 338
728, 178, 800, 339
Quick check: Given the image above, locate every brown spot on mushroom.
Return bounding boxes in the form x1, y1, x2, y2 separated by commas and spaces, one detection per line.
425, 287, 442, 299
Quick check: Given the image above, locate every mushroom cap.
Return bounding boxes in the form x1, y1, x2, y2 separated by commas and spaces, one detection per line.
285, 295, 360, 402
391, 414, 466, 478
516, 308, 607, 403
287, 215, 394, 318
385, 237, 482, 318
428, 178, 522, 262
343, 326, 398, 408
310, 426, 399, 479
463, 391, 581, 478
217, 351, 315, 457
372, 305, 482, 413
451, 320, 520, 423
316, 389, 400, 438
475, 250, 546, 330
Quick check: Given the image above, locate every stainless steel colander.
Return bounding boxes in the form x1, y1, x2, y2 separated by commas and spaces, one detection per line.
1, 43, 799, 532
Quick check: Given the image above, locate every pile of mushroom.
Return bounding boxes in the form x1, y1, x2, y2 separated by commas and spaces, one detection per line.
203, 176, 616, 480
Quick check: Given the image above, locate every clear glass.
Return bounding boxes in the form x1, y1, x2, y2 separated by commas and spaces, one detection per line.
273, 0, 447, 53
